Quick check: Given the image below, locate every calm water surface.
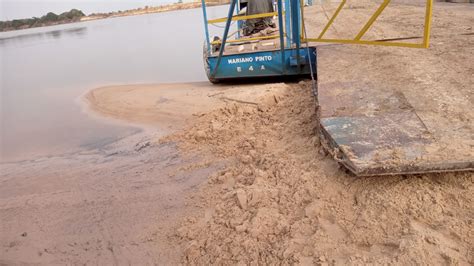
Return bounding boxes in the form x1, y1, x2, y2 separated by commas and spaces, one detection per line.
0, 5, 230, 162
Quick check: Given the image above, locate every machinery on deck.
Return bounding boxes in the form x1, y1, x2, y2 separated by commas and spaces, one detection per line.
200, 0, 473, 176
201, 0, 316, 83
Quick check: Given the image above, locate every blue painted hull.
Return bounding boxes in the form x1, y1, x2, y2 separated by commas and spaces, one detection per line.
205, 47, 317, 82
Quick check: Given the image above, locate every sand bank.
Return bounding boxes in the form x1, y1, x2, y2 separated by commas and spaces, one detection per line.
83, 82, 288, 130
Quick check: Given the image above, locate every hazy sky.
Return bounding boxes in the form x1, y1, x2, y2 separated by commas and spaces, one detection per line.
0, 0, 186, 20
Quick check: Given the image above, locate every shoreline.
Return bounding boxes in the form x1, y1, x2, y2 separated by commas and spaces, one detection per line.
79, 2, 223, 24
0, 2, 226, 33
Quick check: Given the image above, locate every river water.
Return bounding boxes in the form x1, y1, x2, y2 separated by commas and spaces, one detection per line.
0, 5, 230, 162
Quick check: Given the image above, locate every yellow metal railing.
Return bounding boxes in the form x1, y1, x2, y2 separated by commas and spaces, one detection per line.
208, 11, 278, 24
211, 34, 280, 45
303, 0, 433, 48
207, 11, 281, 44
317, 0, 346, 39
354, 0, 391, 41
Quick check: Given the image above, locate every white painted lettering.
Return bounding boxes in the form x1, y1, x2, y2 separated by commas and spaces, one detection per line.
228, 57, 254, 64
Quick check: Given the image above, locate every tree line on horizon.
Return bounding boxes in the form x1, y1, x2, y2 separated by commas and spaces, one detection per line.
0, 9, 85, 32
0, 1, 231, 32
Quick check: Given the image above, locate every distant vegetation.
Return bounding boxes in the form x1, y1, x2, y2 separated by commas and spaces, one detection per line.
0, 9, 85, 32
84, 3, 205, 20
0, 1, 230, 32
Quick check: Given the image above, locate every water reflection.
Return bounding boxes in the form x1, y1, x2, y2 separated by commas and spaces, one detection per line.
46, 27, 88, 38
0, 27, 87, 45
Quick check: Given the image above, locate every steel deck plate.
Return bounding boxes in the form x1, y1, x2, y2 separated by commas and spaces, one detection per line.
317, 63, 473, 176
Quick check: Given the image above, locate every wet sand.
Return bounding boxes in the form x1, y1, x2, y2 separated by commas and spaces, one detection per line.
0, 132, 217, 264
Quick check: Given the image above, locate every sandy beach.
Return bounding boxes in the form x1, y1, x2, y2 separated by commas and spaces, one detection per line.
1, 2, 473, 264
83, 82, 281, 129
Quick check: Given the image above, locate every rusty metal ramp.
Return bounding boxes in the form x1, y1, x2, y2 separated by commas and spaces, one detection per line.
317, 46, 474, 176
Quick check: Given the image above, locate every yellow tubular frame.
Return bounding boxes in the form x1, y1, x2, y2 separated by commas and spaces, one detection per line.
208, 11, 278, 24
304, 0, 433, 48
211, 34, 279, 45
207, 9, 284, 45
354, 0, 391, 41
318, 0, 346, 39
422, 0, 433, 48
